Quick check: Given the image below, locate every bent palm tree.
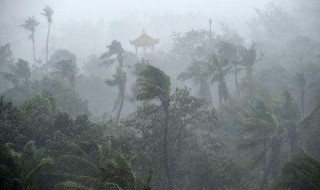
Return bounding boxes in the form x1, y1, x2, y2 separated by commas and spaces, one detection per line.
240, 101, 285, 190
21, 16, 41, 64
106, 68, 127, 126
101, 40, 126, 125
0, 143, 53, 190
42, 5, 53, 63
136, 64, 172, 190
56, 143, 136, 190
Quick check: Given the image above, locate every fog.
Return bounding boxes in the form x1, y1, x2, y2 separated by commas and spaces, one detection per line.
1, 0, 296, 64
1, 0, 320, 190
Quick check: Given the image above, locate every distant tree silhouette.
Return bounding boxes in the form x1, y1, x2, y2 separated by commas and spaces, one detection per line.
41, 5, 53, 64
21, 16, 41, 64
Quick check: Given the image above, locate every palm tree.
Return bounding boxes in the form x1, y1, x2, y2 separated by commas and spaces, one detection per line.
56, 143, 136, 190
0, 143, 53, 190
136, 64, 172, 190
21, 16, 41, 64
101, 40, 124, 69
217, 40, 241, 96
208, 53, 232, 104
101, 40, 126, 125
293, 72, 306, 116
240, 44, 260, 80
106, 68, 127, 126
240, 101, 285, 190
178, 60, 213, 104
41, 5, 53, 64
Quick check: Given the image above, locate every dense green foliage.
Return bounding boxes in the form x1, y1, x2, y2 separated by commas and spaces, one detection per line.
1, 2, 320, 189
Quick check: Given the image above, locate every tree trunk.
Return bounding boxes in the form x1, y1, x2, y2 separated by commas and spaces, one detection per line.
45, 23, 51, 63
162, 102, 172, 190
199, 76, 212, 105
32, 35, 37, 63
116, 93, 125, 127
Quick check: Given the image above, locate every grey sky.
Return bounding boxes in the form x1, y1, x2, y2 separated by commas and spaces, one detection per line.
0, 0, 294, 64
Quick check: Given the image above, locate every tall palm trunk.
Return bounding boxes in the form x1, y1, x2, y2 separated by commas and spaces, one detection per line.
162, 101, 172, 190
116, 93, 125, 126
45, 23, 51, 63
218, 75, 229, 104
116, 59, 125, 127
32, 34, 37, 63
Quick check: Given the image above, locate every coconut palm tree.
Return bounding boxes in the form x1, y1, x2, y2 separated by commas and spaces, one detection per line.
56, 143, 136, 190
136, 64, 172, 190
178, 60, 213, 104
240, 100, 285, 190
101, 40, 126, 125
21, 16, 41, 64
241, 91, 303, 190
41, 5, 53, 64
106, 68, 127, 126
0, 142, 53, 190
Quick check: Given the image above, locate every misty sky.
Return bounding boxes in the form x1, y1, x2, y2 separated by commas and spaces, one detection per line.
0, 0, 295, 65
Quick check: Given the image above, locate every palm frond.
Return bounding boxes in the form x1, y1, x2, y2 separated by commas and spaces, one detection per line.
57, 155, 99, 173
136, 64, 170, 101
24, 157, 53, 183
55, 181, 91, 190
41, 5, 53, 23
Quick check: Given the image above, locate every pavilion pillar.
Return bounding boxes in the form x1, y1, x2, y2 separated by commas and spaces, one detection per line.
143, 45, 146, 57
130, 30, 159, 59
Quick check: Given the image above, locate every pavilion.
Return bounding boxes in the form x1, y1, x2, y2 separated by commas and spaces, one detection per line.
130, 30, 159, 59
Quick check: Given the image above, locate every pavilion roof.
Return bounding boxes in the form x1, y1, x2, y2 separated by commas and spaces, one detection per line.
130, 30, 159, 46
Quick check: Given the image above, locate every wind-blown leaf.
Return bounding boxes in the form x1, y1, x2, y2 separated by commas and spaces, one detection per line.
137, 64, 170, 101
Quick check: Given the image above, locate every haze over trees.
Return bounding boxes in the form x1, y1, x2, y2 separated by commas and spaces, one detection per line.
1, 0, 320, 190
